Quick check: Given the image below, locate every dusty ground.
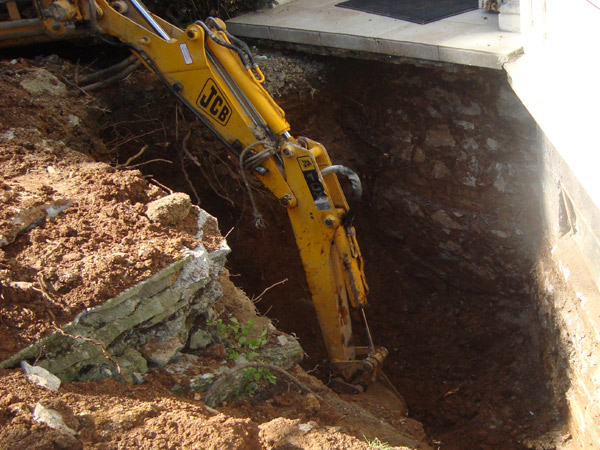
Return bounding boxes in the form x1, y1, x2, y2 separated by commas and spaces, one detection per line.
0, 56, 429, 450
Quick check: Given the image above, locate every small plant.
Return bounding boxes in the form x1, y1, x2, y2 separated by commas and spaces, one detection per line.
365, 437, 394, 450
209, 317, 277, 395
243, 366, 277, 386
212, 317, 268, 361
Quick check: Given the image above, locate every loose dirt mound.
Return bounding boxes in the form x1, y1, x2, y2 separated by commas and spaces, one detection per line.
0, 59, 202, 359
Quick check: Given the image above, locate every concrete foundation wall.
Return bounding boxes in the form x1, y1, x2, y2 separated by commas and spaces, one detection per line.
533, 132, 600, 448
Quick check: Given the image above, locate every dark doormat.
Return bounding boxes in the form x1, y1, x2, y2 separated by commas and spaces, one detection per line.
336, 0, 479, 24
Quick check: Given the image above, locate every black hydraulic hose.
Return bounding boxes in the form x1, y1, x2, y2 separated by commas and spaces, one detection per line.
320, 165, 362, 228
206, 17, 259, 69
193, 20, 250, 70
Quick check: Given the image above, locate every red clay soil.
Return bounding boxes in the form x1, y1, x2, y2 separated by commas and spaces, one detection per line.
0, 90, 201, 359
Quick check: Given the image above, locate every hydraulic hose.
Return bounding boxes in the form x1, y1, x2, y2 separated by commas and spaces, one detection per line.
320, 165, 362, 227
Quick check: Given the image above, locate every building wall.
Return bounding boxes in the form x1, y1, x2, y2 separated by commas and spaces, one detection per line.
505, 1, 600, 446
531, 132, 600, 449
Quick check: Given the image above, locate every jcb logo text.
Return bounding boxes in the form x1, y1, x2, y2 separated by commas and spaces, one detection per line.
196, 79, 232, 126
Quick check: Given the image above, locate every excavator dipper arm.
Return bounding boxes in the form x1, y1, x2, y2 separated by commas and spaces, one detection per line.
0, 0, 387, 388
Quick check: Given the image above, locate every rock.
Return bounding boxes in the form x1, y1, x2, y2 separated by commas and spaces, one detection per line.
432, 160, 451, 179
455, 101, 482, 116
426, 125, 456, 148
298, 422, 316, 432
455, 120, 475, 130
146, 193, 192, 226
431, 211, 464, 231
21, 361, 61, 391
413, 148, 426, 163
132, 372, 145, 384
486, 138, 500, 151
141, 336, 184, 366
190, 372, 215, 391
491, 230, 509, 238
189, 329, 213, 350
19, 69, 67, 96
67, 115, 80, 127
463, 137, 479, 151
32, 403, 77, 435
115, 348, 149, 381
257, 335, 303, 369
0, 129, 16, 141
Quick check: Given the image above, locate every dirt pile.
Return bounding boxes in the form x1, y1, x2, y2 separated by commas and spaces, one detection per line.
0, 56, 428, 450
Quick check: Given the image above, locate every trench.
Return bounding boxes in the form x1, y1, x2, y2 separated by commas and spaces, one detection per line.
94, 51, 568, 449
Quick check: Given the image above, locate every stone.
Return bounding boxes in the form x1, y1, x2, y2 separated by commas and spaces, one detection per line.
463, 138, 479, 151
21, 361, 61, 391
190, 373, 216, 391
189, 329, 213, 350
431, 211, 464, 231
413, 148, 426, 163
32, 403, 77, 435
426, 125, 456, 148
115, 348, 149, 381
132, 372, 145, 384
67, 115, 80, 128
0, 129, 16, 141
427, 106, 442, 118
298, 422, 316, 432
432, 161, 451, 179
141, 337, 184, 366
468, 157, 479, 175
491, 230, 509, 238
463, 175, 476, 187
260, 336, 303, 369
455, 101, 482, 116
455, 120, 475, 130
146, 193, 192, 226
0, 198, 72, 248
19, 69, 67, 96
486, 138, 500, 151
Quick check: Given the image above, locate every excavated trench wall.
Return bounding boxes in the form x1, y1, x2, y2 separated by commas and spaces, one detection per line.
299, 57, 597, 447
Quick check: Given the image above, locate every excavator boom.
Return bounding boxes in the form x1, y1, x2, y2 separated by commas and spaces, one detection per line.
0, 0, 387, 388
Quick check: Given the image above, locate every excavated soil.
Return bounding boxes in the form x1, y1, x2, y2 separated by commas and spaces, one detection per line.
0, 54, 429, 450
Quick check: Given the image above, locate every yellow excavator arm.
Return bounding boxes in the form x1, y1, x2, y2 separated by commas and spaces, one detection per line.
0, 0, 387, 389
